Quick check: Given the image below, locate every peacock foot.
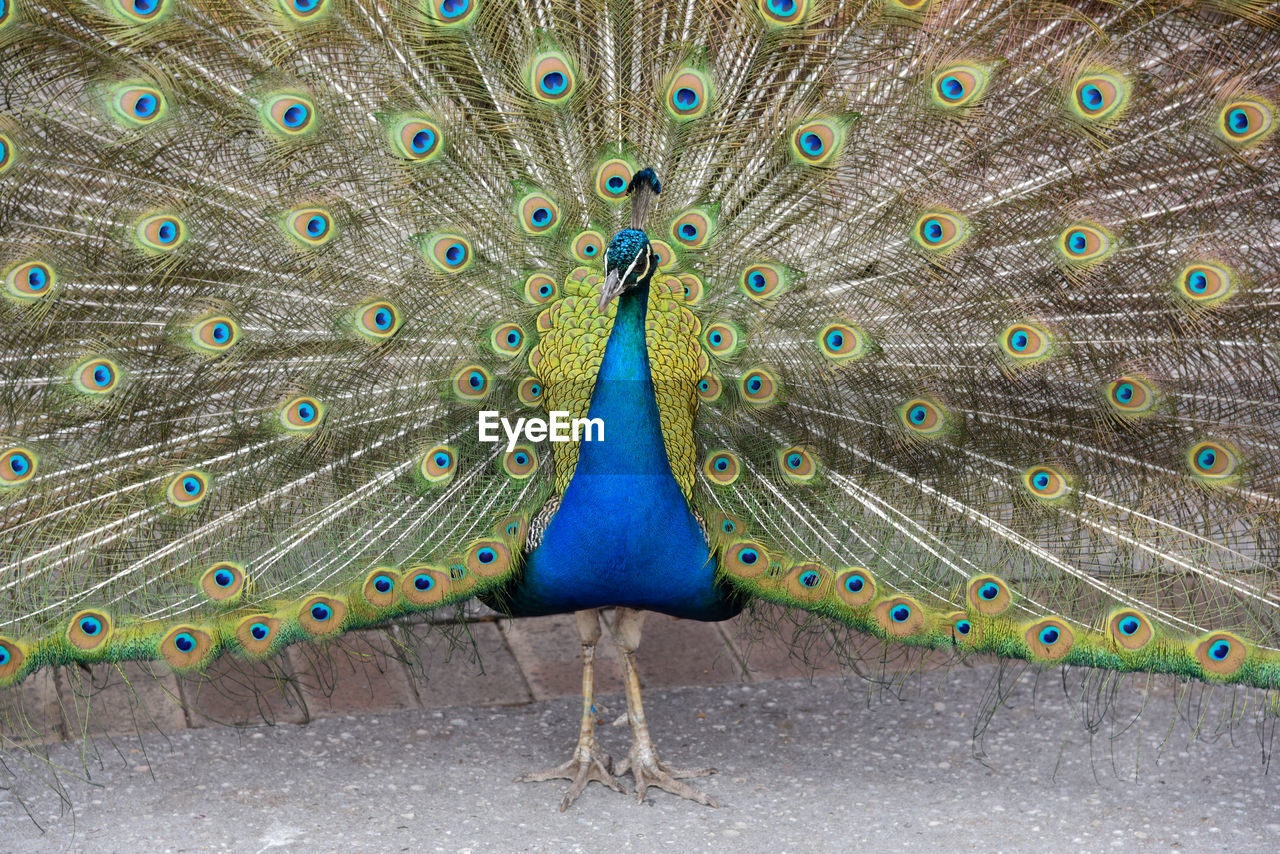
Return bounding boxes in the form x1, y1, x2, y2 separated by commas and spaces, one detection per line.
518, 739, 627, 811
615, 740, 718, 807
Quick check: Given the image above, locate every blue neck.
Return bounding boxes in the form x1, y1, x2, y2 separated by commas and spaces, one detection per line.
574, 282, 672, 478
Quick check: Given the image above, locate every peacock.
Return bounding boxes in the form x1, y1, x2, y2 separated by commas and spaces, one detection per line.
1, 0, 1278, 813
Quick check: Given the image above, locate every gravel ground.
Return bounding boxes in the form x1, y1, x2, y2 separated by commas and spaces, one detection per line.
1, 666, 1277, 853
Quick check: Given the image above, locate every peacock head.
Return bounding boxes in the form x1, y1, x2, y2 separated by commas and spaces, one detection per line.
598, 168, 662, 311
598, 228, 659, 310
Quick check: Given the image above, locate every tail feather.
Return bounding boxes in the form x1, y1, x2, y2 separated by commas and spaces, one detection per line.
0, 0, 1277, 698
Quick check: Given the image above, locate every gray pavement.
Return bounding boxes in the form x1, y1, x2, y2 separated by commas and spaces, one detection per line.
1, 665, 1277, 853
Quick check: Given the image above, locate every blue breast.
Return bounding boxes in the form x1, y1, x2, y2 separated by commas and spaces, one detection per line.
491, 284, 739, 621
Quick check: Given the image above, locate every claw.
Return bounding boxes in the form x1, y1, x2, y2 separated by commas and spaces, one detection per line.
518, 744, 627, 811
615, 736, 718, 807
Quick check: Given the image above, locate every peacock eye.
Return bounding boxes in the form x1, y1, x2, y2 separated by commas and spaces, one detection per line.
529, 52, 576, 103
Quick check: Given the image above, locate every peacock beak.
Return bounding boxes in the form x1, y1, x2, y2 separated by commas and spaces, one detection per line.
598, 268, 624, 312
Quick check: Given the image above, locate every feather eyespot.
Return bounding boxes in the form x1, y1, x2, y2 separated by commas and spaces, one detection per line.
930, 64, 989, 109
1025, 618, 1073, 661
0, 637, 25, 681
488, 322, 527, 358
1194, 632, 1246, 677
427, 0, 475, 25
354, 301, 400, 340
424, 233, 472, 272
703, 322, 741, 358
191, 316, 239, 352
1023, 465, 1070, 501
361, 569, 400, 608
875, 596, 924, 637
199, 562, 246, 601
696, 372, 723, 403
650, 240, 675, 269
466, 540, 511, 578
523, 273, 557, 304
1057, 224, 1112, 264
262, 94, 315, 136
665, 69, 711, 120
166, 470, 210, 507
739, 368, 779, 406
391, 117, 442, 162
723, 541, 770, 579
1174, 261, 1235, 306
300, 596, 346, 635
284, 207, 334, 247
740, 264, 785, 300
518, 192, 560, 235
777, 446, 816, 483
1000, 323, 1051, 363
1217, 98, 1273, 147
818, 323, 866, 362
836, 568, 875, 607
5, 261, 56, 301
1107, 609, 1153, 651
280, 396, 324, 432
1106, 376, 1155, 416
947, 612, 980, 646
277, 0, 327, 19
966, 575, 1011, 616
235, 615, 280, 656
112, 0, 168, 23
785, 563, 830, 602
420, 444, 456, 484
494, 514, 528, 547
0, 447, 36, 486
68, 610, 112, 652
671, 210, 712, 249
502, 446, 538, 479
529, 52, 575, 103
0, 133, 14, 175
703, 450, 740, 486
134, 214, 185, 252
161, 626, 214, 669
111, 85, 165, 126
452, 365, 491, 400
74, 357, 120, 395
899, 398, 947, 436
912, 211, 968, 253
1186, 440, 1238, 483
757, 0, 806, 25
676, 273, 704, 305
571, 230, 604, 262
400, 566, 448, 606
517, 376, 543, 407
595, 159, 634, 202
790, 119, 843, 165
1070, 71, 1129, 123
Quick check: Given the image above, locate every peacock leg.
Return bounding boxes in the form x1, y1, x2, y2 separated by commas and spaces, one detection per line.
610, 607, 718, 807
517, 608, 626, 811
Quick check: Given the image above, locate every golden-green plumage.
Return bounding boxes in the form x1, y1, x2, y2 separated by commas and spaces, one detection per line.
533, 269, 703, 498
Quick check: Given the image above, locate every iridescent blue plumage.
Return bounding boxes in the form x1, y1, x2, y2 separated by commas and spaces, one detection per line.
495, 258, 738, 621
